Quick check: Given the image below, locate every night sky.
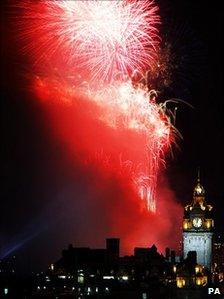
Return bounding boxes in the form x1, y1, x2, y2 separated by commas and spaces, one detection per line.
1, 0, 224, 272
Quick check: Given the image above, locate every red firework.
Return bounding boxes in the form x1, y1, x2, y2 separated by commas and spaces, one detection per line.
16, 0, 160, 83
12, 0, 176, 212
33, 75, 176, 212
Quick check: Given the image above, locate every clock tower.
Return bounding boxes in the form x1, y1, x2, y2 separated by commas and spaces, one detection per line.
183, 174, 214, 269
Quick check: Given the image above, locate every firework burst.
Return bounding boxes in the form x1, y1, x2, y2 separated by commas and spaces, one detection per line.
12, 0, 178, 212
16, 0, 160, 83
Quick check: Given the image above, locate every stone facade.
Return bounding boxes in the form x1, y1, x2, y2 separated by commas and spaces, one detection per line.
183, 232, 213, 268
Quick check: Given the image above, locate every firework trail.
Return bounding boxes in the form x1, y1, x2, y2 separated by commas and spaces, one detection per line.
34, 76, 176, 211
89, 81, 175, 211
14, 0, 176, 212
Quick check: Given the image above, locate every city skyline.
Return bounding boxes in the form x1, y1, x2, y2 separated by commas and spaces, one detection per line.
1, 0, 223, 275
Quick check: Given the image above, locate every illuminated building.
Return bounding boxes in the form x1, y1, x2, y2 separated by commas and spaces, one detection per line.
183, 173, 214, 269
175, 251, 209, 291
33, 240, 170, 298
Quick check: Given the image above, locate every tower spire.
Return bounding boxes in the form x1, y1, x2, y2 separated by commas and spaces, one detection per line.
193, 167, 205, 198
197, 167, 200, 183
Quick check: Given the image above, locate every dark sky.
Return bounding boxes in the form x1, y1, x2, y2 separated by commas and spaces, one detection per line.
160, 0, 224, 228
1, 0, 224, 271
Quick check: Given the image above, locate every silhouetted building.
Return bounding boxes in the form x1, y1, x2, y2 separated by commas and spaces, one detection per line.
1, 176, 223, 298
106, 238, 120, 261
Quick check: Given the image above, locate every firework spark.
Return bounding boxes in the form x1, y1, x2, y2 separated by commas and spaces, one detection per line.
17, 0, 160, 83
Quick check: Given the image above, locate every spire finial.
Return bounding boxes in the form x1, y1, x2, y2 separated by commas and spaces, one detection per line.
197, 167, 200, 183
193, 167, 205, 198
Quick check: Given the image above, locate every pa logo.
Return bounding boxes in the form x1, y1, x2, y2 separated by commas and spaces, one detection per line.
208, 288, 221, 295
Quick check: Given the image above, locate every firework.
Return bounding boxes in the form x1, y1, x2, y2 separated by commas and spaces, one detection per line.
13, 0, 177, 212
90, 81, 174, 211
17, 0, 160, 83
34, 75, 176, 211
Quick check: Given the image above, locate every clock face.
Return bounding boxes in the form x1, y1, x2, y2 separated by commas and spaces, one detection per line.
193, 217, 202, 228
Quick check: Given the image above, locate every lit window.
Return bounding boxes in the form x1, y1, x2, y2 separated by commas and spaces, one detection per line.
195, 266, 200, 274
176, 277, 185, 288
122, 275, 129, 281
78, 275, 84, 284
183, 220, 189, 230
196, 277, 202, 285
